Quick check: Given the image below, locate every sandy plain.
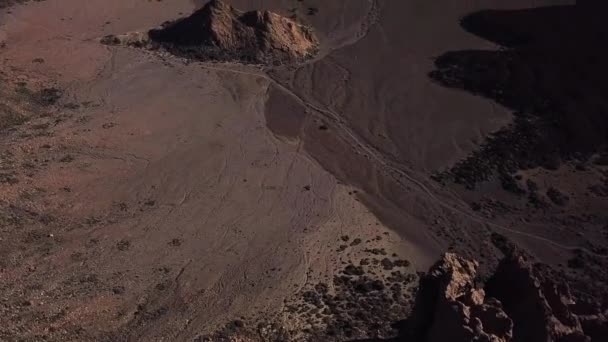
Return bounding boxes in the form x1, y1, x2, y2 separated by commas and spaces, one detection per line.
3, 0, 606, 341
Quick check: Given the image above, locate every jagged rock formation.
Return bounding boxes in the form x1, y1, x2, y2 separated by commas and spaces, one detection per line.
102, 0, 318, 65
485, 255, 598, 342
406, 253, 513, 342
406, 253, 608, 342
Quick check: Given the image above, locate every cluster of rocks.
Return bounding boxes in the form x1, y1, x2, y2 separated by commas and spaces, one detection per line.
405, 253, 608, 342
285, 260, 417, 340
102, 0, 319, 66
192, 251, 607, 342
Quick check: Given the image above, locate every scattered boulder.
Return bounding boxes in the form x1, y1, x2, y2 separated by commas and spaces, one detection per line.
546, 187, 569, 206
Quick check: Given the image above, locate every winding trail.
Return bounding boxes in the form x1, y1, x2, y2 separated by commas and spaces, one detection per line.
185, 60, 595, 255
85, 0, 602, 256
178, 0, 600, 255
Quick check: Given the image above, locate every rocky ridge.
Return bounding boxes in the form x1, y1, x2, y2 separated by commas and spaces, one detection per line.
406, 253, 513, 342
406, 253, 607, 342
101, 0, 319, 65
194, 252, 607, 341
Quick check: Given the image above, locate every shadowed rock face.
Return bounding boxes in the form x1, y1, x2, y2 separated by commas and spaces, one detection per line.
147, 0, 318, 65
404, 253, 607, 342
486, 256, 588, 342
405, 253, 513, 342
430, 2, 608, 189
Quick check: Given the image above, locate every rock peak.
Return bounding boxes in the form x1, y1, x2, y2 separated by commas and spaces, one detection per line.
404, 253, 607, 342
147, 0, 319, 64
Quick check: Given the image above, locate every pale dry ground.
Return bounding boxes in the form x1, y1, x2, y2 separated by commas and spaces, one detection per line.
0, 0, 419, 340
0, 0, 588, 341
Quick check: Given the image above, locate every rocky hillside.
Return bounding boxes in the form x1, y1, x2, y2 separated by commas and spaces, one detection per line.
191, 251, 607, 341
102, 0, 319, 65
405, 253, 607, 342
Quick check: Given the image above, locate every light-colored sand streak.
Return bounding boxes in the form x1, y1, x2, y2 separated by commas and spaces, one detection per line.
13, 0, 594, 255
190, 59, 600, 256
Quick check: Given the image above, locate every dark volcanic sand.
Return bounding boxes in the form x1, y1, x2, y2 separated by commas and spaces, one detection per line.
427, 2, 608, 309
432, 3, 608, 190
266, 0, 608, 338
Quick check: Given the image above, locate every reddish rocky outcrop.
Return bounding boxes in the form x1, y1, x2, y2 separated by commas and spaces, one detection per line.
486, 255, 589, 342
101, 0, 318, 65
147, 0, 318, 64
406, 253, 607, 342
407, 253, 513, 342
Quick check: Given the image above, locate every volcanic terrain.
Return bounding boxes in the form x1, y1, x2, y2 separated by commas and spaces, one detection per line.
1, 0, 606, 341
102, 0, 319, 65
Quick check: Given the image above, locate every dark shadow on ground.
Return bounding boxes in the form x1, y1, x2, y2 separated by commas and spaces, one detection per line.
430, 2, 608, 190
